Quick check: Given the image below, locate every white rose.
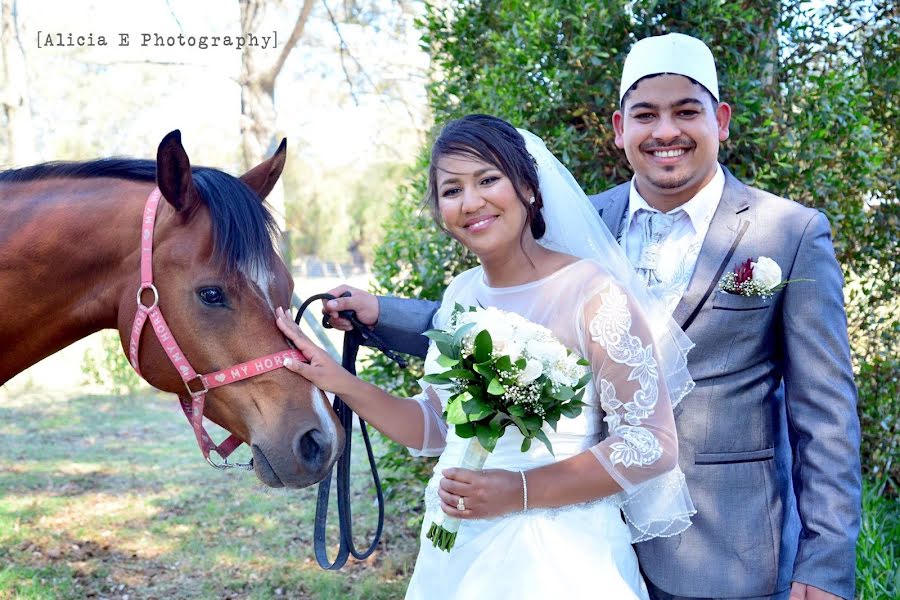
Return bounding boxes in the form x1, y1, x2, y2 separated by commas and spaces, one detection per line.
503, 340, 523, 362
751, 256, 782, 290
525, 338, 567, 366
484, 319, 516, 349
549, 363, 575, 386
517, 357, 543, 383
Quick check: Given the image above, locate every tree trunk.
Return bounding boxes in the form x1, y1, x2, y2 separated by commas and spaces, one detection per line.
238, 0, 315, 263
0, 0, 36, 165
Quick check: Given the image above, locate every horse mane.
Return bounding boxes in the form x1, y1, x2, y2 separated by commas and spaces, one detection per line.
0, 158, 280, 274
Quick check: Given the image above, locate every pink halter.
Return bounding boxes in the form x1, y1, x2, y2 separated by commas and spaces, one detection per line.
128, 188, 305, 469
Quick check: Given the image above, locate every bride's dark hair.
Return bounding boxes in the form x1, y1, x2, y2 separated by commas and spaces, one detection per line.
426, 114, 546, 240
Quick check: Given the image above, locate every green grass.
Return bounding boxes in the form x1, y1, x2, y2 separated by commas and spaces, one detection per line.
2, 387, 897, 598
856, 478, 900, 598
0, 389, 417, 599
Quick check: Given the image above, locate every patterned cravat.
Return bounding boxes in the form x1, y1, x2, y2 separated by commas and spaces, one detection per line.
634, 209, 678, 287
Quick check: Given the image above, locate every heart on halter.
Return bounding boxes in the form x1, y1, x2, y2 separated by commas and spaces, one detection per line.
214, 373, 227, 383
179, 365, 190, 375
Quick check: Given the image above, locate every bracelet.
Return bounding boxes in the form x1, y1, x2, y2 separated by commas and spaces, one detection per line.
519, 469, 528, 512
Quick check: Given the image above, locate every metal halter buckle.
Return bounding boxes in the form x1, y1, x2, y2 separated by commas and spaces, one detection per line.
136, 283, 160, 310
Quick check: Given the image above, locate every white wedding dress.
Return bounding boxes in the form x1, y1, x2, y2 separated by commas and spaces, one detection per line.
404, 259, 694, 600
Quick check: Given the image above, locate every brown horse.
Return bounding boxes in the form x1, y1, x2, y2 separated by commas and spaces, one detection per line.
0, 130, 343, 488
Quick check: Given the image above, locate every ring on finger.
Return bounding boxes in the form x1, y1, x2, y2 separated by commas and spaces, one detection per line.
456, 496, 466, 511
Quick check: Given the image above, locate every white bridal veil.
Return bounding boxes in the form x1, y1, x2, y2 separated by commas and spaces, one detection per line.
519, 128, 696, 541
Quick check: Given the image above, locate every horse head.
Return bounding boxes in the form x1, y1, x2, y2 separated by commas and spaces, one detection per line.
117, 130, 343, 488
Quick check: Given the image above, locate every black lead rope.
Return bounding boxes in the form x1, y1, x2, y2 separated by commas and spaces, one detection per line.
294, 292, 407, 570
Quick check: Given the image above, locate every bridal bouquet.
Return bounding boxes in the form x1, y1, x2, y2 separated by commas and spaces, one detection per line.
423, 305, 591, 551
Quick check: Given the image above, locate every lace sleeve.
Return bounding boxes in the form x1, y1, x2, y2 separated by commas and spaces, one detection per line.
584, 281, 695, 541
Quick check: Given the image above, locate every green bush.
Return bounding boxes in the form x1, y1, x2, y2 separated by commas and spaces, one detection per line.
81, 331, 143, 395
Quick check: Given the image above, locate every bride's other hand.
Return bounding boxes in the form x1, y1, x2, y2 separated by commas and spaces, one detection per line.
275, 306, 354, 396
438, 467, 523, 519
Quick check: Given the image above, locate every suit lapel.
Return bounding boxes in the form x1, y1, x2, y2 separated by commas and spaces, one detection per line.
672, 169, 752, 330
598, 184, 629, 239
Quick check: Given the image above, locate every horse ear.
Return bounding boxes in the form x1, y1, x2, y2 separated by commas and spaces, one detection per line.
240, 138, 287, 201
156, 130, 200, 214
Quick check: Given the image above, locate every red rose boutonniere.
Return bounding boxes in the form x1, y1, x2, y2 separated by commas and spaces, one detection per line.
719, 256, 811, 299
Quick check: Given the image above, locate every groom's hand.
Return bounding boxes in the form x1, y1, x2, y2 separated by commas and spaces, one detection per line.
321, 284, 379, 331
790, 582, 843, 600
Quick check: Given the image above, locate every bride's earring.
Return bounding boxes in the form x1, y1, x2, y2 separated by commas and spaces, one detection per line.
529, 196, 536, 205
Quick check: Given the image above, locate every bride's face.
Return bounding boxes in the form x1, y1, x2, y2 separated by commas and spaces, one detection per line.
435, 154, 530, 259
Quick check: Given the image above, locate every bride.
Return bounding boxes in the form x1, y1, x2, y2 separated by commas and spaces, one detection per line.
275, 114, 695, 598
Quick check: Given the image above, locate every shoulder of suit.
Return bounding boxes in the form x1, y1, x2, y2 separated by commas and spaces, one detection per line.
730, 175, 826, 228
588, 181, 630, 210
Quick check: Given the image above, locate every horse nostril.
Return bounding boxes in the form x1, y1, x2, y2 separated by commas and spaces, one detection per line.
295, 428, 327, 471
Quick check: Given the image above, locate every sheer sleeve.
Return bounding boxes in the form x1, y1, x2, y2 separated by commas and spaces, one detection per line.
583, 280, 695, 541
406, 385, 448, 457
405, 315, 456, 457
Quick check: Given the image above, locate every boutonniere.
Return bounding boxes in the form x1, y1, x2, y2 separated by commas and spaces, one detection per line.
719, 257, 810, 299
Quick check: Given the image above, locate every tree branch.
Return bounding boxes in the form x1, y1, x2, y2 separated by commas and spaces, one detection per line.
265, 0, 315, 86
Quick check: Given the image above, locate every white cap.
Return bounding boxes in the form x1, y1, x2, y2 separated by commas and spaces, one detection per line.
619, 33, 719, 103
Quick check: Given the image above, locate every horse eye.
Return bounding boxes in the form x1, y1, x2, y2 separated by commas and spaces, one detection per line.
198, 287, 226, 307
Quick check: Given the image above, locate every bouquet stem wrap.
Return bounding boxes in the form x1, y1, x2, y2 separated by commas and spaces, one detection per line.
426, 437, 491, 552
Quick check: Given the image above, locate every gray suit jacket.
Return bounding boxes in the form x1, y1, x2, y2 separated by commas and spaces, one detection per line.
374, 168, 861, 599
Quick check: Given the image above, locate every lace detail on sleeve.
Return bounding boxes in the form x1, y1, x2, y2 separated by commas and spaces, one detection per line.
584, 281, 694, 542
590, 285, 664, 471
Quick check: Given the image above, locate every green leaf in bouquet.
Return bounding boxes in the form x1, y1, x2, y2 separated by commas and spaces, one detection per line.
489, 413, 509, 433
466, 384, 485, 401
445, 394, 471, 425
545, 406, 562, 423
473, 361, 496, 381
535, 429, 554, 455
551, 386, 576, 401
461, 396, 494, 422
474, 329, 493, 363
507, 404, 526, 417
572, 388, 586, 403
422, 372, 452, 385
455, 422, 476, 438
509, 413, 530, 437
494, 355, 513, 372
423, 329, 454, 345
442, 368, 475, 380
560, 401, 584, 419
453, 321, 476, 345
515, 357, 526, 370
475, 422, 499, 452
577, 370, 593, 388
523, 415, 543, 430
520, 436, 532, 452
435, 340, 458, 360
576, 357, 590, 366
436, 354, 460, 368
487, 378, 505, 396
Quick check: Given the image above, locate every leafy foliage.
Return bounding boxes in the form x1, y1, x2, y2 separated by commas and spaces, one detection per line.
80, 331, 143, 395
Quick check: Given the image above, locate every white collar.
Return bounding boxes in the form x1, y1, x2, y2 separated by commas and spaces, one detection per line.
625, 164, 725, 233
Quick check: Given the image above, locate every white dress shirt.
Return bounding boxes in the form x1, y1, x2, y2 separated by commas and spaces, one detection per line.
621, 165, 725, 312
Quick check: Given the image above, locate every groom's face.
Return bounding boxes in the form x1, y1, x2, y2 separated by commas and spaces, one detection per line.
613, 74, 731, 211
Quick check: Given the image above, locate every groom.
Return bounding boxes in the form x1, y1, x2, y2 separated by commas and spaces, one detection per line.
324, 33, 860, 600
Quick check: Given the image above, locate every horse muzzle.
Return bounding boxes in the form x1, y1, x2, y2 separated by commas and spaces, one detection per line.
250, 422, 344, 489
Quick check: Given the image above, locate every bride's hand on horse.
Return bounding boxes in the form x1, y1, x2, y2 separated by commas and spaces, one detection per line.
321, 284, 379, 331
438, 467, 524, 520
275, 307, 356, 396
